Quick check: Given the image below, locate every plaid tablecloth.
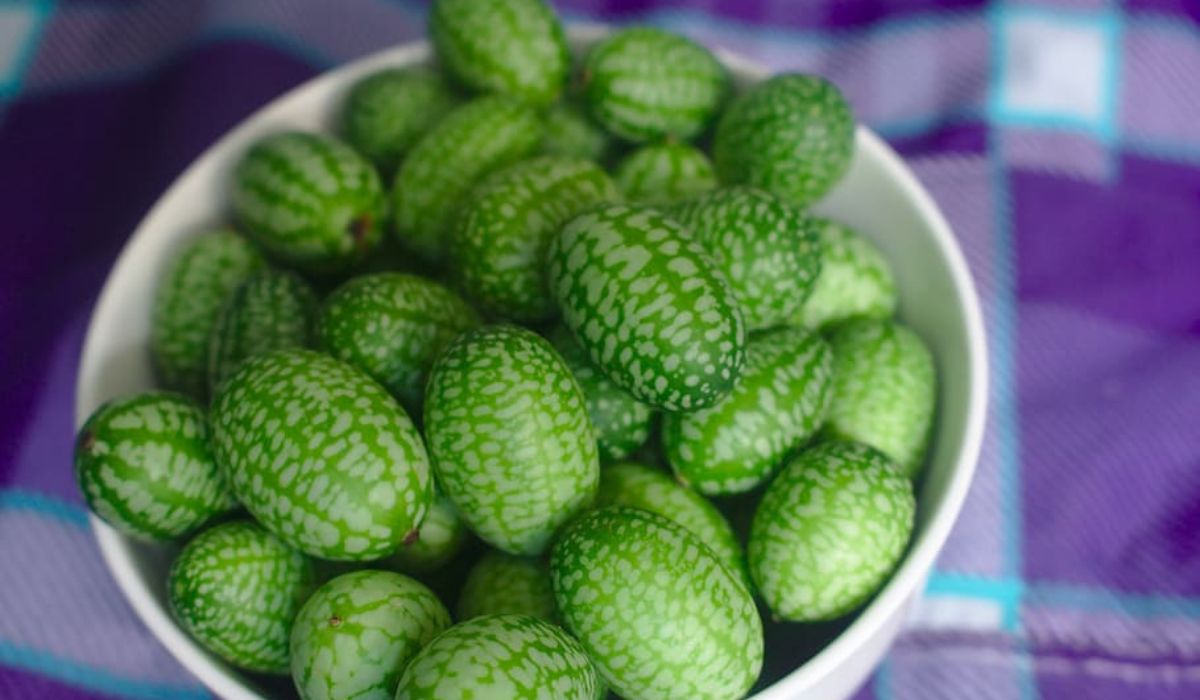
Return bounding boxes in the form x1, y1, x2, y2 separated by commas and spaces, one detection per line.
2, 0, 1199, 698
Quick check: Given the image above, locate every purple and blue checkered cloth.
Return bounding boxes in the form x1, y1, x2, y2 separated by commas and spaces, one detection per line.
3, 1, 1199, 698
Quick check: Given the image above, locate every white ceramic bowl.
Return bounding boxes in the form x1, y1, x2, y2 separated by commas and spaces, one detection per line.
75, 25, 987, 700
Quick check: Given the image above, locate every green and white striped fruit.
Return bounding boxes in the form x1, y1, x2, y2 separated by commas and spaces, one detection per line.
168, 521, 316, 674
541, 102, 615, 163
424, 325, 599, 555
75, 392, 235, 540
391, 96, 542, 262
596, 462, 748, 589
748, 441, 914, 621
582, 27, 729, 143
664, 326, 833, 495
450, 156, 619, 322
714, 74, 856, 207
210, 349, 432, 561
207, 268, 316, 394
671, 186, 821, 330
315, 273, 479, 412
825, 320, 936, 478
430, 0, 569, 106
290, 570, 450, 700
613, 142, 717, 206
547, 327, 653, 462
394, 614, 603, 700
794, 217, 897, 329
547, 204, 746, 411
231, 132, 387, 274
552, 507, 762, 700
457, 551, 556, 622
339, 67, 461, 177
151, 230, 264, 397
386, 488, 468, 575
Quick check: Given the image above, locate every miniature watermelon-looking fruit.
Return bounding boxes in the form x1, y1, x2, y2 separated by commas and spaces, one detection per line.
540, 101, 616, 164
613, 142, 717, 206
384, 487, 468, 575
456, 550, 557, 623
794, 216, 897, 330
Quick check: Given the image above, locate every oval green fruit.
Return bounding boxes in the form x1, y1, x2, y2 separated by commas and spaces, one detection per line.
391, 96, 542, 262
385, 488, 468, 575
748, 441, 915, 621
168, 521, 316, 674
315, 272, 479, 413
210, 349, 432, 561
424, 325, 599, 555
290, 570, 451, 700
552, 506, 762, 700
613, 142, 717, 206
450, 156, 619, 322
825, 320, 936, 478
457, 551, 556, 622
671, 186, 821, 330
75, 392, 235, 540
794, 217, 897, 329
541, 102, 615, 163
547, 204, 747, 411
714, 73, 856, 207
394, 614, 602, 699
583, 27, 729, 142
151, 230, 264, 398
231, 132, 387, 274
340, 67, 461, 176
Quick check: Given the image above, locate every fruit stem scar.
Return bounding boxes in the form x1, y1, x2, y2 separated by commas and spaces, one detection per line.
347, 213, 373, 251
403, 528, 421, 546
80, 431, 95, 452
328, 615, 342, 628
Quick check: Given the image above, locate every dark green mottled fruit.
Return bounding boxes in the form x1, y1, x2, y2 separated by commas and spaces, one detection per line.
540, 102, 615, 163
671, 186, 821, 330
547, 326, 652, 462
75, 392, 236, 540
385, 488, 468, 575
151, 230, 264, 397
168, 521, 316, 674
430, 0, 569, 106
613, 142, 717, 206
391, 96, 542, 262
547, 204, 747, 411
315, 273, 479, 412
394, 615, 603, 699
714, 73, 856, 207
825, 320, 936, 478
207, 268, 317, 394
552, 507, 762, 700
794, 217, 897, 329
339, 67, 461, 176
749, 441, 914, 621
424, 326, 599, 555
231, 132, 387, 274
582, 27, 729, 142
289, 570, 450, 700
450, 156, 619, 322
457, 551, 556, 622
209, 349, 432, 561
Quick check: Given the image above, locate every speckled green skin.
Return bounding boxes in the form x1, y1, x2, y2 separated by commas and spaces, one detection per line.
749, 441, 914, 621
613, 142, 717, 206
540, 102, 615, 163
340, 67, 461, 176
457, 551, 556, 622
547, 327, 652, 462
552, 507, 762, 700
582, 27, 728, 143
430, 0, 568, 106
386, 489, 468, 574
547, 204, 747, 411
450, 156, 619, 322
207, 268, 316, 394
290, 570, 451, 700
395, 614, 602, 699
75, 392, 235, 540
825, 320, 936, 478
663, 327, 833, 496
714, 74, 856, 207
168, 521, 316, 674
671, 186, 821, 330
151, 231, 264, 398
424, 325, 599, 555
231, 132, 387, 274
209, 349, 432, 560
391, 96, 542, 262
794, 217, 897, 329
596, 462, 748, 590
315, 273, 480, 413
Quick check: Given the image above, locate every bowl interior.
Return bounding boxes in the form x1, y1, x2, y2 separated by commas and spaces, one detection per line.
75, 25, 986, 700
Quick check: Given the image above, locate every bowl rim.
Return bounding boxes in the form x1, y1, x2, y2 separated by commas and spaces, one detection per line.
76, 23, 988, 700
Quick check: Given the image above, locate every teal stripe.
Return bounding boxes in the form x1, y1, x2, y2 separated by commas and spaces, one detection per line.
0, 489, 89, 528
1030, 583, 1200, 619
0, 642, 210, 700
0, 0, 54, 97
